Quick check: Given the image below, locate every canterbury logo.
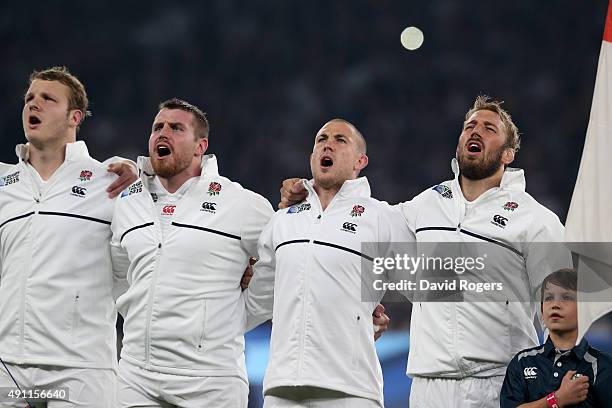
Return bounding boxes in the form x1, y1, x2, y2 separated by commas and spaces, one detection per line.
162, 205, 176, 215
201, 202, 217, 212
524, 367, 537, 379
342, 222, 357, 233
71, 186, 87, 197
491, 214, 508, 227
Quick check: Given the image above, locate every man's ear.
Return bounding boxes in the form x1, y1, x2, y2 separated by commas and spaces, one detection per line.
502, 148, 515, 166
355, 153, 369, 172
69, 110, 83, 129
195, 138, 209, 156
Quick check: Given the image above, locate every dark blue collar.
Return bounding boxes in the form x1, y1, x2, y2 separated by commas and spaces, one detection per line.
544, 336, 589, 360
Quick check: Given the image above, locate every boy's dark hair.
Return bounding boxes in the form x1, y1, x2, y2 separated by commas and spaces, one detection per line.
541, 268, 577, 303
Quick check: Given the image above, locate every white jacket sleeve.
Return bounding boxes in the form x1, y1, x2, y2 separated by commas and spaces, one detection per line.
379, 203, 416, 302
0, 162, 13, 174
524, 208, 573, 299
243, 214, 277, 331
395, 188, 430, 235
101, 156, 137, 168
110, 201, 130, 302
239, 192, 274, 257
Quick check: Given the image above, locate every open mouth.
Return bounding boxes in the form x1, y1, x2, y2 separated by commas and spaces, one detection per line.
156, 144, 172, 157
320, 156, 333, 167
467, 141, 482, 153
28, 115, 42, 126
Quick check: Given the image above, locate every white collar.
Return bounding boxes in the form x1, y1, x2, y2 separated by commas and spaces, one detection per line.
15, 140, 90, 163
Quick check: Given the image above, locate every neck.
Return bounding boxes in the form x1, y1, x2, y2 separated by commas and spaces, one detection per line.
459, 168, 504, 202
27, 142, 68, 181
158, 165, 201, 194
549, 329, 579, 351
313, 184, 341, 211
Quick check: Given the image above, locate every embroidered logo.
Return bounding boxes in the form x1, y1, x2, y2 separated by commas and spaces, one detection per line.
120, 181, 143, 198
523, 367, 537, 379
350, 205, 365, 217
162, 205, 176, 215
79, 170, 93, 182
201, 202, 217, 213
491, 214, 508, 228
503, 201, 519, 211
71, 186, 87, 198
208, 182, 222, 196
0, 171, 20, 187
341, 222, 357, 233
432, 184, 453, 199
287, 203, 311, 214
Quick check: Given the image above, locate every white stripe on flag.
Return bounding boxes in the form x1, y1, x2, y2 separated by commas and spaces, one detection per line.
565, 0, 612, 342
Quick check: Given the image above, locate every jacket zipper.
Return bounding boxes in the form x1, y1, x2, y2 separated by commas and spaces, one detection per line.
144, 192, 164, 369
20, 163, 47, 356
296, 190, 341, 379
143, 180, 193, 368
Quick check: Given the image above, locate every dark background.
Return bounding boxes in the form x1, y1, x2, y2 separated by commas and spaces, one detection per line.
2, 1, 610, 406
1, 1, 606, 217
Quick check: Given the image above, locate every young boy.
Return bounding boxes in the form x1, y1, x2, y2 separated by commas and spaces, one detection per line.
500, 268, 612, 407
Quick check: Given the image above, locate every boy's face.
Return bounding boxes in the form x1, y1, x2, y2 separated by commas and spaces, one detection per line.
543, 282, 578, 334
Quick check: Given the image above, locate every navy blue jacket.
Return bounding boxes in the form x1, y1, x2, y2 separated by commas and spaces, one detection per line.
500, 337, 612, 407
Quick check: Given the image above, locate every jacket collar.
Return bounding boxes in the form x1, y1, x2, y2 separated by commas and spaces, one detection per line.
15, 141, 90, 164
137, 154, 220, 181
303, 176, 371, 200
543, 336, 590, 360
450, 157, 526, 193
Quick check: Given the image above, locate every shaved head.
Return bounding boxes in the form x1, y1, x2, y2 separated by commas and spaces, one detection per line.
327, 118, 367, 154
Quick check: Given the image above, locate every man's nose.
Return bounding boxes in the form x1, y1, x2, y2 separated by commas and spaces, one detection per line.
27, 99, 41, 111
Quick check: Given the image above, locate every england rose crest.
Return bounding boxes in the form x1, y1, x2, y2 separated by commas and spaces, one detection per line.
350, 205, 365, 217
208, 182, 222, 196
79, 170, 93, 182
503, 201, 518, 211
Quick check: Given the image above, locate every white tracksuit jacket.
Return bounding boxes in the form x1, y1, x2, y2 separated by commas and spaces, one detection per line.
110, 154, 273, 381
0, 141, 121, 369
245, 177, 412, 407
398, 160, 572, 379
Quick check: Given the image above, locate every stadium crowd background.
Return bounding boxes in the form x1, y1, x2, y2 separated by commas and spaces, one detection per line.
1, 1, 610, 406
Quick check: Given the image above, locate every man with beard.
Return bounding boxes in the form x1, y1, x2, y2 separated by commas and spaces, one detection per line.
109, 98, 275, 407
0, 66, 137, 407
279, 96, 571, 407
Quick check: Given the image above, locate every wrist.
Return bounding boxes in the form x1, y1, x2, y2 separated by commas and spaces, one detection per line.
546, 391, 560, 408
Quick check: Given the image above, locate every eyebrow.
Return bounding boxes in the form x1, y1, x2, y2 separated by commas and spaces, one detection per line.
153, 121, 186, 128
317, 133, 348, 139
465, 119, 498, 130
24, 91, 55, 100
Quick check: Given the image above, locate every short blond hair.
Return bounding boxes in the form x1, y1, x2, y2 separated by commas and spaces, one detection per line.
29, 66, 91, 131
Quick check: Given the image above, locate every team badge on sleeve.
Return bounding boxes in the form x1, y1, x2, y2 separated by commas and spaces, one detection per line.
287, 203, 311, 214
120, 181, 143, 198
0, 171, 20, 187
432, 184, 453, 199
208, 182, 222, 196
